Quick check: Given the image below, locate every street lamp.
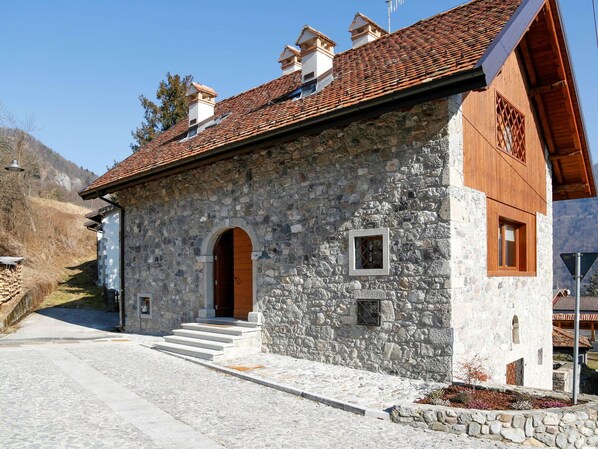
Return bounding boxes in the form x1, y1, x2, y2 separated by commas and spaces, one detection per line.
5, 159, 24, 172
1, 140, 25, 172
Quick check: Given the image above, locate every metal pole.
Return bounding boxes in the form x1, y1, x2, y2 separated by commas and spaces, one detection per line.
387, 0, 392, 32
573, 252, 581, 404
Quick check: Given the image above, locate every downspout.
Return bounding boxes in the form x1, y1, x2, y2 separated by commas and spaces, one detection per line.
99, 195, 125, 331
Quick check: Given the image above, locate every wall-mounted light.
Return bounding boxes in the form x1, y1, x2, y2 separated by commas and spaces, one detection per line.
5, 159, 24, 172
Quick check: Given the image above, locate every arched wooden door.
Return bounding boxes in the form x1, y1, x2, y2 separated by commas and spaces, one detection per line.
213, 227, 253, 320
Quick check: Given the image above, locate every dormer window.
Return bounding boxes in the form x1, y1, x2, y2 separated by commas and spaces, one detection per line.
185, 113, 232, 140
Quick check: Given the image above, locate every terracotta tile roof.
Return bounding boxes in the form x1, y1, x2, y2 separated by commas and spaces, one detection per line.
81, 0, 524, 197
553, 313, 598, 322
553, 326, 592, 349
553, 296, 598, 313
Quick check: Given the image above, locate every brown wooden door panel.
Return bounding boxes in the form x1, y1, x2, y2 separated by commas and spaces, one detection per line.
233, 228, 253, 320
214, 230, 234, 317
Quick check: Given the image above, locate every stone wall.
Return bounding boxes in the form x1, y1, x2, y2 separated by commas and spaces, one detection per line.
119, 99, 456, 381
391, 397, 598, 448
553, 362, 573, 393
448, 95, 554, 389
0, 263, 22, 304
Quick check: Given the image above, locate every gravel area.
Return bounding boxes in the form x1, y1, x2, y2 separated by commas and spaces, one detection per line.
0, 338, 517, 448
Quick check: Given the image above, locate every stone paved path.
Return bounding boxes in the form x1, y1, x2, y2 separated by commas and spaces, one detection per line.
0, 338, 516, 449
216, 352, 445, 411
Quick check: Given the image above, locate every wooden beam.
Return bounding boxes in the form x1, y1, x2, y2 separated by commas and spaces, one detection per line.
544, 2, 590, 188
519, 36, 564, 184
530, 79, 567, 96
549, 149, 581, 161
554, 183, 589, 195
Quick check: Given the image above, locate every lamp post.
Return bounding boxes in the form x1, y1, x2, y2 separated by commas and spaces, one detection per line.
1, 140, 25, 172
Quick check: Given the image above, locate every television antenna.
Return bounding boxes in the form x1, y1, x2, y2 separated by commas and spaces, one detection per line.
386, 0, 405, 32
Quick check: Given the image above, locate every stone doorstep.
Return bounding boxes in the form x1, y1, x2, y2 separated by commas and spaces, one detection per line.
151, 348, 390, 422
154, 320, 262, 362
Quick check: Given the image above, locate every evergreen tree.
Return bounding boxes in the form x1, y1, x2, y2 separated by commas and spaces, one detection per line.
130, 73, 193, 152
583, 268, 598, 296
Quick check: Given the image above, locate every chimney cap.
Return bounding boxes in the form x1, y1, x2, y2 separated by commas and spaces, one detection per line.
187, 82, 217, 98
278, 45, 301, 63
349, 13, 388, 35
296, 25, 337, 48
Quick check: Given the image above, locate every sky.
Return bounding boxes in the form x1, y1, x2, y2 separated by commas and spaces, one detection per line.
1, 0, 597, 176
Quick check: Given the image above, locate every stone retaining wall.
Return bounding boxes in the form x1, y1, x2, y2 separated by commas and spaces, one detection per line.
391, 397, 598, 448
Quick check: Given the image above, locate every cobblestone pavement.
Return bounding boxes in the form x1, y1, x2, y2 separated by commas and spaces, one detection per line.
0, 338, 517, 449
216, 352, 445, 410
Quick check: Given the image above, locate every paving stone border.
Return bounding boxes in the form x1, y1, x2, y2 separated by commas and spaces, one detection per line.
390, 389, 598, 448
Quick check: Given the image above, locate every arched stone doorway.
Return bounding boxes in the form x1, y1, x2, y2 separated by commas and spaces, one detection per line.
213, 227, 253, 320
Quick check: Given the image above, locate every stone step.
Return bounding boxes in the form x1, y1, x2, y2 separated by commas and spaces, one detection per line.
181, 323, 255, 336
197, 318, 261, 329
172, 329, 239, 343
164, 335, 233, 351
154, 342, 223, 361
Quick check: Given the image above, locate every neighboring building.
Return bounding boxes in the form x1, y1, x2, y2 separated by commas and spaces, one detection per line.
552, 325, 592, 363
85, 206, 121, 292
553, 295, 598, 341
80, 0, 596, 388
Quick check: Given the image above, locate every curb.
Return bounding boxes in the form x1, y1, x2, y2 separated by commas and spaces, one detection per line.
152, 347, 390, 421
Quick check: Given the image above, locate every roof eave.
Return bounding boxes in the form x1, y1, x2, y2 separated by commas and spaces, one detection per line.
80, 67, 487, 200
475, 0, 546, 85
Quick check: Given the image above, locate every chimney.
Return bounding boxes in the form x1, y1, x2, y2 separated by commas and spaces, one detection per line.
278, 45, 302, 75
186, 82, 217, 128
295, 26, 336, 84
349, 13, 387, 49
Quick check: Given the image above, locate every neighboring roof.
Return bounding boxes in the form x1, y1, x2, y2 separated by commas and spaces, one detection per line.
0, 257, 24, 266
85, 205, 115, 223
80, 0, 594, 200
553, 326, 592, 349
554, 296, 598, 312
554, 313, 598, 322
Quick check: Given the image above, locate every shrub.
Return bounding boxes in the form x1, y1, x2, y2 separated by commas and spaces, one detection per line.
457, 355, 489, 389
467, 399, 490, 410
426, 389, 445, 400
540, 401, 567, 408
451, 390, 473, 405
430, 398, 451, 407
510, 400, 533, 410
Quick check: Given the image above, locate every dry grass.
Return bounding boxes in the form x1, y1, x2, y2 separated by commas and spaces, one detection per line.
588, 352, 598, 371
0, 195, 96, 308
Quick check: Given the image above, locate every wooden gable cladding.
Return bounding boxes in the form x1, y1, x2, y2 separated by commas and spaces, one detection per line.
463, 51, 548, 216
519, 0, 595, 201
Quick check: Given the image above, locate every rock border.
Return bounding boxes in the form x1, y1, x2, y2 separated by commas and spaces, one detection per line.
391, 391, 598, 448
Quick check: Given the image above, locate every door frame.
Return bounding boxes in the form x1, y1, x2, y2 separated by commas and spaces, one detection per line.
198, 218, 261, 323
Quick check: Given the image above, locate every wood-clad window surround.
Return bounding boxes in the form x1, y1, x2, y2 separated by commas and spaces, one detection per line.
487, 199, 536, 277
496, 92, 526, 164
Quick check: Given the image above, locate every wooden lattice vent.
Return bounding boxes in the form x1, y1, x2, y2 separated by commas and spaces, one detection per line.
496, 93, 526, 163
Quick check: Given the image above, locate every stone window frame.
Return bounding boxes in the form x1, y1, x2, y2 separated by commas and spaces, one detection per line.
348, 228, 390, 276
137, 293, 152, 319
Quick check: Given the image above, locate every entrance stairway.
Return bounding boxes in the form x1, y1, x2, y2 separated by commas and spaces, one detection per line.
153, 318, 262, 362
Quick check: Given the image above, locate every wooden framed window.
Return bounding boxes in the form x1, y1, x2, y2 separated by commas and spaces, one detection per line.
487, 199, 536, 276
349, 228, 390, 276
496, 92, 526, 163
498, 220, 524, 270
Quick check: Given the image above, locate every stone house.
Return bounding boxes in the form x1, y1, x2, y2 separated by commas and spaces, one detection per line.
80, 0, 596, 387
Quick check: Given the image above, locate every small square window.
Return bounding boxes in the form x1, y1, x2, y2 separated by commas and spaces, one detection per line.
137, 294, 152, 318
349, 228, 390, 276
356, 299, 381, 326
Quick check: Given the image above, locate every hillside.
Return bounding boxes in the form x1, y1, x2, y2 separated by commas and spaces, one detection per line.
0, 127, 98, 207
553, 162, 598, 289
